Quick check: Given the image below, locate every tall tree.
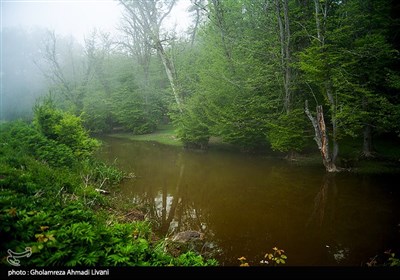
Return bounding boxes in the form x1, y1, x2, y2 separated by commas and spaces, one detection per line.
336, 0, 397, 157
35, 30, 87, 113
299, 0, 340, 172
84, 30, 113, 95
276, 0, 292, 113
118, 0, 183, 112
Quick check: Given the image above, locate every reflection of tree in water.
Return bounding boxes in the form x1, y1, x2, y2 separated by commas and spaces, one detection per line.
306, 173, 349, 264
132, 159, 220, 258
307, 173, 337, 228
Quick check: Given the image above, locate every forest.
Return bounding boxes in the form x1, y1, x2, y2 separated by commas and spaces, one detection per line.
2, 0, 400, 169
1, 0, 400, 269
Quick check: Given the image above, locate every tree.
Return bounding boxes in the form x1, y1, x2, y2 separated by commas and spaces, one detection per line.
119, 0, 183, 112
299, 0, 340, 172
333, 0, 398, 157
35, 30, 87, 113
276, 0, 292, 113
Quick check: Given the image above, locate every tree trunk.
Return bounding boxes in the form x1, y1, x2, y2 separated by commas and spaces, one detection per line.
362, 96, 373, 157
190, 0, 203, 47
156, 41, 182, 112
276, 0, 292, 113
305, 101, 338, 172
363, 124, 374, 157
283, 0, 291, 113
119, 0, 182, 112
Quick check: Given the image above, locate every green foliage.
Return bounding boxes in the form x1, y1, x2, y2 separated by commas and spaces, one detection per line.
80, 159, 125, 189
33, 97, 99, 160
0, 120, 217, 267
0, 120, 76, 168
267, 109, 308, 153
211, 93, 271, 152
387, 254, 400, 267
173, 251, 218, 266
173, 94, 210, 149
295, 0, 399, 161
237, 247, 288, 266
261, 246, 288, 266
111, 86, 160, 135
82, 92, 115, 133
366, 250, 400, 267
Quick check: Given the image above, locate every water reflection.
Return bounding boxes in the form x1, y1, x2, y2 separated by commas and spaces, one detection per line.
97, 136, 400, 266
306, 173, 351, 264
307, 173, 337, 229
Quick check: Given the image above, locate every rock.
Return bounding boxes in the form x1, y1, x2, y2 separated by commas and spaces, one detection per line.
166, 230, 205, 257
171, 230, 204, 243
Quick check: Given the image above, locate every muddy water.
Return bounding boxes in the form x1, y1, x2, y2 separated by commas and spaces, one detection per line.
97, 136, 400, 266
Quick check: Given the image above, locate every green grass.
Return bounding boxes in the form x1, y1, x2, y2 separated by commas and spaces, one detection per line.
108, 125, 250, 152
109, 124, 183, 147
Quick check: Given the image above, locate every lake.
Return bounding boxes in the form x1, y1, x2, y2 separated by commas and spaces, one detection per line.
97, 136, 400, 266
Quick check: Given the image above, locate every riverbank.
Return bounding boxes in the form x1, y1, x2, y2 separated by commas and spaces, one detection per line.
106, 125, 400, 174
109, 124, 182, 146
0, 121, 217, 267
107, 124, 239, 153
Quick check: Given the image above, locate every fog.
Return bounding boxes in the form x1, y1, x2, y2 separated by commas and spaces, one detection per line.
0, 0, 193, 120
2, 0, 122, 44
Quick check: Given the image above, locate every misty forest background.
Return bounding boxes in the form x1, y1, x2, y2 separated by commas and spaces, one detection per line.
2, 0, 400, 170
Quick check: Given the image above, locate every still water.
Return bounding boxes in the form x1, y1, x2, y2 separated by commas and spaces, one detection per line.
97, 136, 400, 266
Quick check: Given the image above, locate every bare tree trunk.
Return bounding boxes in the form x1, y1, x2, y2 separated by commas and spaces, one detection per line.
155, 41, 182, 112
211, 0, 230, 60
362, 97, 373, 157
276, 0, 287, 110
305, 101, 338, 172
283, 0, 291, 113
313, 0, 322, 43
326, 86, 339, 165
363, 124, 373, 157
190, 0, 204, 47
276, 0, 292, 113
210, 0, 235, 74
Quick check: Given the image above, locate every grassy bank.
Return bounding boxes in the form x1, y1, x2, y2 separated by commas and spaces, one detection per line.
109, 124, 182, 147
0, 119, 217, 267
107, 124, 400, 174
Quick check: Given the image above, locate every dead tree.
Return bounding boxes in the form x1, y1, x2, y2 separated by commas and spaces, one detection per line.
305, 100, 338, 172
